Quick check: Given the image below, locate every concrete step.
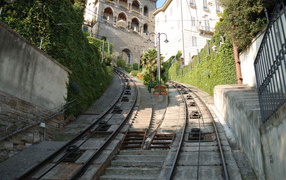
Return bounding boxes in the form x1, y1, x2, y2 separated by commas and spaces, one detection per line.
104, 167, 160, 175
119, 150, 168, 155
100, 174, 157, 180
111, 160, 164, 167
114, 154, 166, 161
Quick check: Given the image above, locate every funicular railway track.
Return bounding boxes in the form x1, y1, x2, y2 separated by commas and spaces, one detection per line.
166, 81, 231, 180
98, 80, 239, 180
18, 69, 138, 180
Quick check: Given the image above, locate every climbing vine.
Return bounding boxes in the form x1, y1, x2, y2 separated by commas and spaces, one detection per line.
168, 33, 236, 96
0, 0, 113, 116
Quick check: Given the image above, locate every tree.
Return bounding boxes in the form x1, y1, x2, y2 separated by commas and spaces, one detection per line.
141, 49, 164, 85
141, 49, 157, 79
217, 0, 271, 84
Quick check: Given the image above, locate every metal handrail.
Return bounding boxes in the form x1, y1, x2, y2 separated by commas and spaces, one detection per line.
0, 100, 75, 141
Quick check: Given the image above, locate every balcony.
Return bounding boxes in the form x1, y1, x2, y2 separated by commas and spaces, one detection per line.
197, 25, 214, 35
190, 3, 196, 9
106, 0, 115, 4
203, 6, 210, 12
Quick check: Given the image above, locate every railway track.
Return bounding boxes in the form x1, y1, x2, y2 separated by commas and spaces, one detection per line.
162, 81, 240, 180
98, 81, 240, 180
18, 69, 138, 180
17, 75, 241, 179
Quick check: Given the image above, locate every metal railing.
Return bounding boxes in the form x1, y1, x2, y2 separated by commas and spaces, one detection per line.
254, 0, 286, 122
0, 101, 74, 141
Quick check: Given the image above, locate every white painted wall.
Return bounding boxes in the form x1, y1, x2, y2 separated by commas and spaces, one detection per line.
154, 0, 222, 64
239, 32, 264, 87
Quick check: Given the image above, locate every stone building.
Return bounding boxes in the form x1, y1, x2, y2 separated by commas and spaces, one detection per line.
83, 0, 156, 64
154, 0, 222, 65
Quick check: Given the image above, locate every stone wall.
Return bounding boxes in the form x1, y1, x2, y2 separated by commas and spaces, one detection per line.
0, 22, 70, 110
214, 85, 286, 180
0, 22, 70, 162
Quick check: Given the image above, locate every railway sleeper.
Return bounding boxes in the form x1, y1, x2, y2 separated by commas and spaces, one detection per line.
149, 133, 175, 149
190, 110, 201, 119
124, 90, 131, 95
188, 128, 214, 142
121, 96, 129, 102
120, 130, 147, 149
62, 145, 84, 163
186, 94, 193, 100
112, 106, 122, 114
188, 101, 196, 106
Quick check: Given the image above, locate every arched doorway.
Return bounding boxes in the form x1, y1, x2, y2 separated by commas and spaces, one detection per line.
122, 48, 132, 64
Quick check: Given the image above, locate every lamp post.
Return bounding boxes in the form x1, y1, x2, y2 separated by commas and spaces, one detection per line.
148, 32, 169, 95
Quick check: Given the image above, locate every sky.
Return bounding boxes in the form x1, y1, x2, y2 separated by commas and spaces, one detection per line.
156, 0, 166, 9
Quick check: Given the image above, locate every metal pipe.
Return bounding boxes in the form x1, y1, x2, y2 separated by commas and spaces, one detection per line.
157, 33, 161, 95
232, 43, 243, 84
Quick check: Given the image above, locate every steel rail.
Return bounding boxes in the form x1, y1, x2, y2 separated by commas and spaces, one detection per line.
172, 81, 229, 180
188, 87, 229, 180
18, 69, 129, 180
167, 82, 189, 180
69, 71, 138, 179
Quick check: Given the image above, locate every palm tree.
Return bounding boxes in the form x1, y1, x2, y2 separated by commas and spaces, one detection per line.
141, 49, 164, 80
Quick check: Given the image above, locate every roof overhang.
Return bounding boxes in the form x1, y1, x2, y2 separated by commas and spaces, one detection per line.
153, 0, 172, 16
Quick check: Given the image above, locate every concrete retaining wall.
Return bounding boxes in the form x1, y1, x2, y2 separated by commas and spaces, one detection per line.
260, 103, 286, 180
239, 31, 264, 87
0, 22, 70, 110
214, 85, 286, 180
214, 85, 265, 179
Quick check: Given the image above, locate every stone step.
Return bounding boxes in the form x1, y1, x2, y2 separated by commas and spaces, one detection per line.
114, 154, 166, 161
111, 160, 164, 167
119, 150, 168, 155
100, 174, 157, 180
104, 167, 160, 176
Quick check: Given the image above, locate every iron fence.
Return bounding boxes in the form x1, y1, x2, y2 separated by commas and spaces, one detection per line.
254, 0, 286, 122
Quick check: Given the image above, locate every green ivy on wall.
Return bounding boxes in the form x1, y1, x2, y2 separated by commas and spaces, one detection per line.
168, 33, 236, 96
0, 0, 113, 116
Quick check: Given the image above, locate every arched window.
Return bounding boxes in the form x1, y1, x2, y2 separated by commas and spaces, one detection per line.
118, 12, 127, 21
119, 0, 128, 9
103, 7, 113, 22
143, 6, 148, 17
117, 12, 127, 27
131, 18, 139, 32
132, 0, 140, 12
143, 23, 148, 34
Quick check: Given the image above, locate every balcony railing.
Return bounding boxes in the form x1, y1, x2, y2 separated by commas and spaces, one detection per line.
197, 25, 214, 35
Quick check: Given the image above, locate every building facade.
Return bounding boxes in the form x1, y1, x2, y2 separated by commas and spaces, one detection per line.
83, 0, 156, 64
154, 0, 222, 65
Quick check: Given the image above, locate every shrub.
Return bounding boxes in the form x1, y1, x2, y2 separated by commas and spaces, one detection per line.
133, 63, 139, 70
117, 58, 126, 68
130, 70, 139, 76
142, 73, 152, 86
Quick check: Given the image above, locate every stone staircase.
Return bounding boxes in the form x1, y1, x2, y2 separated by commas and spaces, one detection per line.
100, 150, 168, 180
